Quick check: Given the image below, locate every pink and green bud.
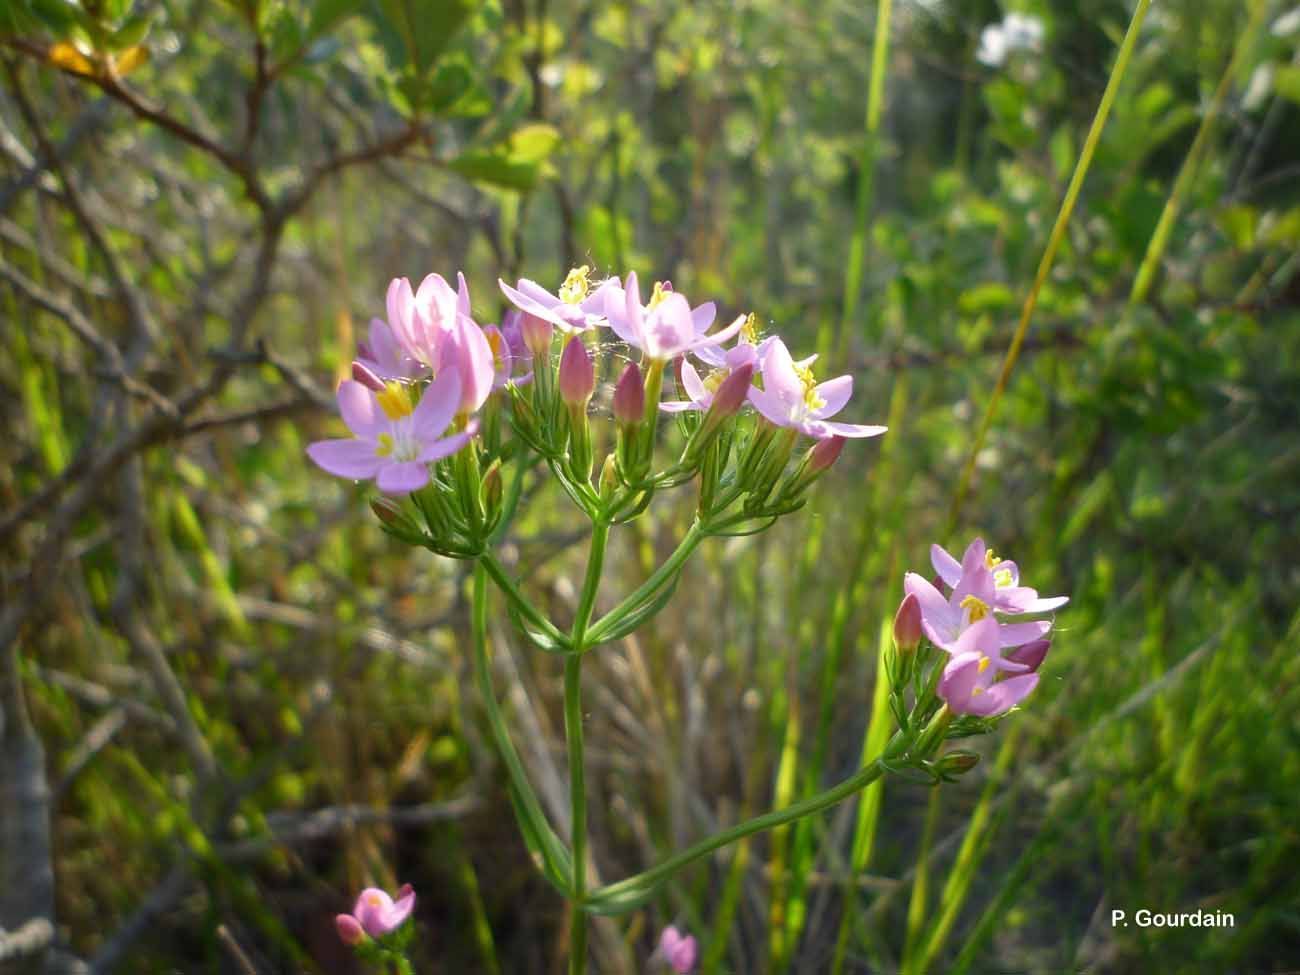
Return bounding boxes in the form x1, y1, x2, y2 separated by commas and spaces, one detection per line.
558, 336, 595, 407
935, 750, 981, 778
520, 311, 554, 359
351, 360, 386, 392
808, 434, 846, 474
613, 362, 645, 428
1005, 638, 1050, 672
893, 592, 923, 654
335, 913, 367, 946
708, 362, 753, 421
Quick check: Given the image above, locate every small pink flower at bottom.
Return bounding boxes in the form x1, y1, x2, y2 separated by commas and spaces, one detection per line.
337, 884, 416, 942
657, 926, 698, 974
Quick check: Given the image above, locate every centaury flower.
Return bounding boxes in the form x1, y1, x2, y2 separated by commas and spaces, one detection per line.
336, 884, 416, 942
931, 538, 1069, 615
938, 618, 1040, 717
386, 272, 468, 372
356, 317, 422, 380
748, 337, 887, 440
657, 926, 698, 974
903, 539, 1052, 651
606, 272, 741, 362
499, 266, 620, 333
307, 372, 474, 494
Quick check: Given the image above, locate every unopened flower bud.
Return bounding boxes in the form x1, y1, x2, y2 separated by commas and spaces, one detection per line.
613, 362, 644, 427
520, 312, 554, 360
558, 336, 594, 407
893, 592, 923, 653
808, 434, 846, 474
711, 363, 753, 420
599, 453, 619, 501
335, 914, 366, 946
481, 459, 503, 513
371, 497, 405, 526
1005, 638, 1050, 673
351, 360, 386, 392
936, 750, 980, 778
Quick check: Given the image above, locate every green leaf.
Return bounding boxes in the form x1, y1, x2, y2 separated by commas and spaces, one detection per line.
376, 0, 478, 77
306, 0, 363, 42
958, 282, 1016, 316
428, 54, 491, 116
108, 13, 150, 51
448, 152, 541, 191
506, 122, 561, 163
1273, 65, 1300, 105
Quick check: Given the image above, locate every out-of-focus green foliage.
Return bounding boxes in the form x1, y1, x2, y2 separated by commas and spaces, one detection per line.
2, 0, 1298, 972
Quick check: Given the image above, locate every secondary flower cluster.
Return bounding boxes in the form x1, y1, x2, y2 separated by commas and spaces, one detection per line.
897, 538, 1068, 717
307, 266, 885, 502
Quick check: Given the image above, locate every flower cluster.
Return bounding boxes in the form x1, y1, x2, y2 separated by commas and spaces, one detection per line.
308, 267, 885, 547
900, 538, 1067, 717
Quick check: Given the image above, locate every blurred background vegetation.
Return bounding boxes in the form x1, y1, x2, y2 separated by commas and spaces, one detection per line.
2, 0, 1299, 972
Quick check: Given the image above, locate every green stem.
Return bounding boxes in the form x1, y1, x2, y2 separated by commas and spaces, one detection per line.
480, 553, 571, 650
565, 519, 609, 975
471, 561, 572, 887
585, 520, 704, 644
585, 732, 908, 913
1129, 0, 1267, 306
837, 0, 893, 358
946, 0, 1152, 532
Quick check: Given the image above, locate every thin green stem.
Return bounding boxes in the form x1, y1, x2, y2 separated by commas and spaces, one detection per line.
1129, 0, 1268, 306
585, 520, 704, 644
480, 553, 571, 650
565, 519, 609, 975
946, 0, 1152, 532
837, 0, 893, 358
471, 561, 572, 888
585, 732, 908, 913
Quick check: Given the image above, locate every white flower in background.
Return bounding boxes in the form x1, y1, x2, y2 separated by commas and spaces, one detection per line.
977, 12, 1046, 68
1273, 6, 1300, 37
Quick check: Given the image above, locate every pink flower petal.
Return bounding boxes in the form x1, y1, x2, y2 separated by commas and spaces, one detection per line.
307, 439, 382, 480
376, 460, 429, 495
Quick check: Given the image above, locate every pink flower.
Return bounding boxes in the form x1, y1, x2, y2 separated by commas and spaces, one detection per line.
337, 884, 416, 941
903, 544, 1051, 652
606, 272, 741, 362
499, 266, 620, 334
356, 317, 423, 380
930, 538, 1069, 615
938, 619, 1040, 716
386, 272, 467, 372
692, 313, 772, 371
657, 926, 698, 974
306, 372, 475, 494
748, 338, 887, 440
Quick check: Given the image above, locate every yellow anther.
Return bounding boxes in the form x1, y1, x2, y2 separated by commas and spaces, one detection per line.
959, 594, 990, 622
741, 312, 760, 344
794, 361, 825, 412
985, 549, 999, 569
994, 568, 1014, 588
486, 328, 505, 366
971, 686, 985, 697
376, 381, 414, 421
978, 655, 991, 674
366, 892, 384, 906
375, 433, 395, 457
559, 265, 591, 304
703, 369, 727, 394
648, 280, 670, 309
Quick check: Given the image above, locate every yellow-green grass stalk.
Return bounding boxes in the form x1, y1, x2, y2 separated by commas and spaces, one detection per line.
828, 618, 897, 975
782, 375, 909, 967
910, 726, 1021, 973
1129, 0, 1270, 306
900, 789, 941, 972
948, 0, 1153, 531
837, 0, 894, 360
